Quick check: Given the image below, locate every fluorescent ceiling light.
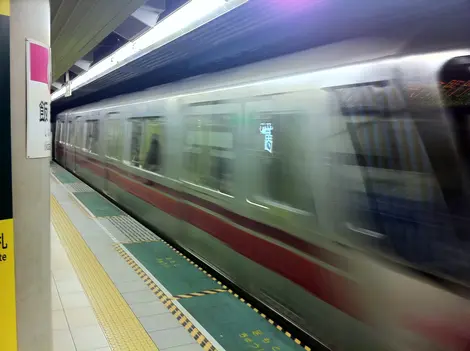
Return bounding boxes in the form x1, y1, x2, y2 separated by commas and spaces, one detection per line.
51, 0, 248, 102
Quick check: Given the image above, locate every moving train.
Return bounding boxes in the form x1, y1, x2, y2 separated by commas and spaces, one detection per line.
55, 34, 470, 350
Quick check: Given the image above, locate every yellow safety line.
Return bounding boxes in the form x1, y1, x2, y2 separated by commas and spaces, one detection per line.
51, 195, 158, 351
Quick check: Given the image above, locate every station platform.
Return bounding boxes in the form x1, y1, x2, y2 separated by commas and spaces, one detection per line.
50, 163, 311, 351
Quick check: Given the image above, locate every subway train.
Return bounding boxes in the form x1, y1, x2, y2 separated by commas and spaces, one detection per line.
55, 34, 470, 350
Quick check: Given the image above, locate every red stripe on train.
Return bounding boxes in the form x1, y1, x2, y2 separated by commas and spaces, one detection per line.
182, 201, 358, 318
105, 160, 346, 270
107, 168, 181, 218
406, 316, 470, 351
72, 152, 359, 319
76, 155, 106, 177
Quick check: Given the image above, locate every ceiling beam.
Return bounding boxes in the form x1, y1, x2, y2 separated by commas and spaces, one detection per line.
131, 6, 162, 28
51, 0, 147, 81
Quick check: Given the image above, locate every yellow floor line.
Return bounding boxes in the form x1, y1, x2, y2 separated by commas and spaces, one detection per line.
51, 195, 158, 351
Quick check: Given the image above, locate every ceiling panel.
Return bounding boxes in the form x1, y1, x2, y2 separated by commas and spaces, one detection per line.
50, 0, 147, 81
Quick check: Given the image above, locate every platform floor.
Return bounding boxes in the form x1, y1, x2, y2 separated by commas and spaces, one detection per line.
50, 163, 310, 351
52, 224, 111, 351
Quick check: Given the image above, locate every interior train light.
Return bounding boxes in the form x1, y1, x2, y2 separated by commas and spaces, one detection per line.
51, 0, 248, 102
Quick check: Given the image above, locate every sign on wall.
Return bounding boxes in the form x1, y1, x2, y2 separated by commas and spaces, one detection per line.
25, 39, 51, 158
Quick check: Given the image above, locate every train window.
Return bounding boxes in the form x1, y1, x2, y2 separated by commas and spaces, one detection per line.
325, 83, 460, 277
247, 112, 313, 212
62, 122, 66, 143
73, 118, 84, 149
333, 118, 437, 212
183, 113, 234, 195
76, 120, 85, 149
85, 120, 100, 154
105, 119, 123, 160
58, 122, 65, 143
126, 117, 165, 173
66, 121, 74, 146
129, 119, 143, 166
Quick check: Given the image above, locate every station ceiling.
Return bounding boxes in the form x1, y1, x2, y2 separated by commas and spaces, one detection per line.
51, 0, 188, 84
51, 0, 145, 81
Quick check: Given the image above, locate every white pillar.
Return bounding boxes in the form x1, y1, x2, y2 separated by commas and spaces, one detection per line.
10, 0, 52, 349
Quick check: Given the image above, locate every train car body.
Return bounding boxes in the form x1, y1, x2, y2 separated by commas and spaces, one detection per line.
55, 34, 470, 350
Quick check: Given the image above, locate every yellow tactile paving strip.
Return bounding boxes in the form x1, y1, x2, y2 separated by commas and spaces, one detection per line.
51, 195, 158, 351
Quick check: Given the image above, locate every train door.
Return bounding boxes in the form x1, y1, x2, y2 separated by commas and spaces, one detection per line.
64, 116, 75, 170
55, 118, 66, 164
179, 97, 243, 268
103, 112, 123, 199
63, 117, 69, 167
181, 99, 243, 200
242, 90, 321, 245
72, 116, 84, 173
81, 116, 106, 191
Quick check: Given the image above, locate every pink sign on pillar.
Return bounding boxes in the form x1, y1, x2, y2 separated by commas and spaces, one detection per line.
29, 43, 49, 85
26, 39, 51, 158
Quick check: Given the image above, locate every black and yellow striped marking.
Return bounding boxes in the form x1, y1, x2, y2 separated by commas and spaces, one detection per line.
171, 288, 227, 300
115, 245, 217, 351
117, 237, 313, 351
159, 241, 313, 351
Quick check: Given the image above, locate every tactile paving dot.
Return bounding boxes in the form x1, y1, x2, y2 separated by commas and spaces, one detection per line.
65, 182, 93, 193
108, 215, 159, 243
51, 195, 157, 350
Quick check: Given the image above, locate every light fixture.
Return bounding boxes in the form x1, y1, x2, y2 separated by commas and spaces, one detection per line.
51, 0, 247, 102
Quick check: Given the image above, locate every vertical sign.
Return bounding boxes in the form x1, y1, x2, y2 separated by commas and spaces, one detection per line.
26, 38, 51, 158
259, 122, 273, 153
0, 0, 17, 350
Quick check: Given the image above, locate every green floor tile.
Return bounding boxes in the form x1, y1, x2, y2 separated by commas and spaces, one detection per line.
74, 192, 123, 217
124, 242, 220, 295
126, 241, 304, 351
54, 171, 79, 184
180, 293, 304, 351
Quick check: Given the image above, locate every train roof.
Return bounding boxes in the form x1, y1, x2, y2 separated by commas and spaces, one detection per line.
57, 14, 470, 119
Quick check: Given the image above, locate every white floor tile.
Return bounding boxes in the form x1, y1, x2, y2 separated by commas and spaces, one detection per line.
53, 330, 76, 351
56, 278, 84, 294
130, 301, 169, 317
61, 291, 91, 310
52, 290, 63, 311
65, 306, 100, 329
150, 327, 196, 350
51, 221, 111, 351
53, 267, 77, 281
139, 313, 181, 332
52, 254, 73, 270
51, 281, 59, 296
52, 310, 69, 331
71, 325, 108, 351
